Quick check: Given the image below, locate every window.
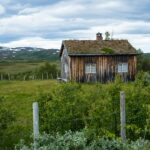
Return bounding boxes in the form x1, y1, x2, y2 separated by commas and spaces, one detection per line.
85, 63, 96, 73
118, 63, 128, 73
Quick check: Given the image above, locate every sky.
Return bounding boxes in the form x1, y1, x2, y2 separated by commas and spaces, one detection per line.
0, 0, 149, 52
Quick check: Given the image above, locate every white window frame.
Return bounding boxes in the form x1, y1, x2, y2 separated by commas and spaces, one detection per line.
85, 63, 96, 74
118, 63, 128, 73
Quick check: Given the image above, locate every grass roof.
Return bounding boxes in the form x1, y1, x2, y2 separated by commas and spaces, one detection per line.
60, 40, 137, 56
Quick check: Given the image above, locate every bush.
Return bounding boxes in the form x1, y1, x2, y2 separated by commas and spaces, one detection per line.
0, 96, 16, 149
35, 62, 60, 79
15, 130, 150, 150
38, 83, 86, 133
37, 78, 150, 140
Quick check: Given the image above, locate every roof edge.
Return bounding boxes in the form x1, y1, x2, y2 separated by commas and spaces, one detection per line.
69, 53, 138, 56
59, 41, 66, 57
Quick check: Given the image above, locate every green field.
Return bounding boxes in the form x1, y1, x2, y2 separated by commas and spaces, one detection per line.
0, 62, 41, 74
0, 61, 60, 74
0, 80, 58, 148
0, 80, 57, 120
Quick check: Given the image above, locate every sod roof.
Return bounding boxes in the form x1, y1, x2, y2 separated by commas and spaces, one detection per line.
60, 40, 137, 56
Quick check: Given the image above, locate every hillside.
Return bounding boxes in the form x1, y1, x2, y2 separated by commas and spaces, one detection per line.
0, 46, 60, 61
143, 53, 150, 58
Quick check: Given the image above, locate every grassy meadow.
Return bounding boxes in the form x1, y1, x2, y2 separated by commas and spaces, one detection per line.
0, 60, 60, 74
0, 62, 41, 74
0, 80, 58, 148
0, 80, 57, 122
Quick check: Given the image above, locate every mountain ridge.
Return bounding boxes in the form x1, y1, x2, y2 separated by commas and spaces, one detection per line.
0, 47, 60, 61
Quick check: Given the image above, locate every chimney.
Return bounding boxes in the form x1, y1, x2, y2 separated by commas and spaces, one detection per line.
96, 32, 103, 41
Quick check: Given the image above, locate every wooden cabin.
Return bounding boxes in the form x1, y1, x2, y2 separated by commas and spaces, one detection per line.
60, 33, 137, 83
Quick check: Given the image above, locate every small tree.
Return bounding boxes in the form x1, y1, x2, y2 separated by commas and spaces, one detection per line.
105, 31, 110, 40
36, 62, 60, 79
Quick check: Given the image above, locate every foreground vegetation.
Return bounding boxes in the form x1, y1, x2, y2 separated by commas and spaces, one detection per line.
16, 131, 150, 150
0, 80, 57, 149
0, 72, 150, 149
37, 74, 150, 139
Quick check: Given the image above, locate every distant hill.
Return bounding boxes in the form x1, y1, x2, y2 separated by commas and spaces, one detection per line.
143, 53, 150, 58
0, 46, 60, 61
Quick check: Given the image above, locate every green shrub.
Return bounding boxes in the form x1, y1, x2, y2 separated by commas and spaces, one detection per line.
101, 48, 115, 54
0, 96, 16, 149
37, 79, 150, 140
15, 130, 150, 150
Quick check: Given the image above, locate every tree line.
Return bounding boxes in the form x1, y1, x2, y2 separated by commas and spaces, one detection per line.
137, 49, 150, 72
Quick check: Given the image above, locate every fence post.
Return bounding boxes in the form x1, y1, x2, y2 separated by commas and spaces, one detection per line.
42, 73, 43, 80
32, 75, 35, 80
0, 74, 3, 80
51, 74, 53, 79
46, 72, 48, 79
8, 73, 10, 80
120, 91, 126, 142
33, 102, 39, 150
57, 72, 58, 78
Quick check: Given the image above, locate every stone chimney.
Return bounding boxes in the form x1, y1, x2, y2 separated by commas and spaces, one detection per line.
96, 32, 103, 41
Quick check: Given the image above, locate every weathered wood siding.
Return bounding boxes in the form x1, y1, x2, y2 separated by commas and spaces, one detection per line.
69, 55, 137, 82
61, 48, 70, 80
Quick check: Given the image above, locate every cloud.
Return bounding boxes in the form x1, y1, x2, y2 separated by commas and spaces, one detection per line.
115, 34, 150, 52
0, 0, 11, 5
0, 4, 5, 15
18, 7, 40, 15
0, 0, 149, 52
0, 37, 61, 49
1, 34, 149, 53
9, 3, 30, 12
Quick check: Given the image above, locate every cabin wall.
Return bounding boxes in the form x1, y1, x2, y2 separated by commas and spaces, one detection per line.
61, 48, 70, 80
69, 55, 137, 82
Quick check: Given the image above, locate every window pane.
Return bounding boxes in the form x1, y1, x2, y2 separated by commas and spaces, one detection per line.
122, 64, 128, 72
85, 64, 90, 73
118, 64, 122, 73
91, 64, 96, 73
85, 63, 96, 73
118, 63, 128, 73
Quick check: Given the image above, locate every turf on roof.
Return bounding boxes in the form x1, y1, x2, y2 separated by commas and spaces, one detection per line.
61, 40, 137, 55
